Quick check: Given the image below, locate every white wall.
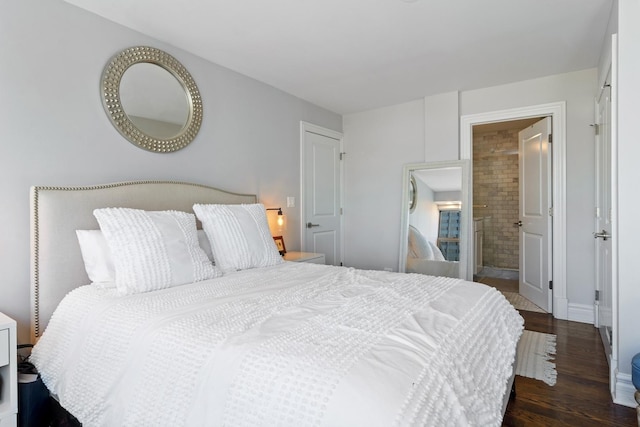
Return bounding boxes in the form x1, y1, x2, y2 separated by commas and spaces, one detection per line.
409, 180, 438, 242
615, 0, 640, 395
343, 99, 425, 270
0, 0, 341, 343
344, 69, 597, 309
424, 91, 459, 161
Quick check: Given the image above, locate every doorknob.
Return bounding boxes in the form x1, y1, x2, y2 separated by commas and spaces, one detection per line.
513, 221, 522, 227
593, 229, 611, 241
306, 222, 320, 228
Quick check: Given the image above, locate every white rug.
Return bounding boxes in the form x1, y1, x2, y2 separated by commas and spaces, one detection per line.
516, 330, 557, 386
502, 291, 547, 313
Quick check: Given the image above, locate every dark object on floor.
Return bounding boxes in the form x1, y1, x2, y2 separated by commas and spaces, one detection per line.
18, 362, 49, 427
632, 353, 640, 426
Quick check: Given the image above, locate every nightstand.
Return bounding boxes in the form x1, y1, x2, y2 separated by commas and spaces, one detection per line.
0, 313, 17, 427
283, 251, 326, 264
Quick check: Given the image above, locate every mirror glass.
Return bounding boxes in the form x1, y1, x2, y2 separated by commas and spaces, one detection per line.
398, 160, 471, 280
120, 63, 189, 139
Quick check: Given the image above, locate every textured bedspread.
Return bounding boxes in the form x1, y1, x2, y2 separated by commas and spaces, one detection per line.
32, 263, 523, 427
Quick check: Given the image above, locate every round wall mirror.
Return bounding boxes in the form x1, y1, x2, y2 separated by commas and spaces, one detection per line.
101, 46, 203, 153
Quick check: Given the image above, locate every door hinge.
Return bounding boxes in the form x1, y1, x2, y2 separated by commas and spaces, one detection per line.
339, 152, 346, 160
549, 280, 553, 290
595, 290, 600, 301
340, 207, 343, 215
590, 123, 600, 136
548, 133, 553, 143
548, 207, 554, 217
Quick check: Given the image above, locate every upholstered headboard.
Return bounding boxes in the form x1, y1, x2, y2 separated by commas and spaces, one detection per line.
30, 181, 257, 341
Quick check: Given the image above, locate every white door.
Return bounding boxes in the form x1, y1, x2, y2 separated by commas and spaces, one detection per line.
594, 77, 613, 359
519, 117, 552, 311
301, 124, 343, 266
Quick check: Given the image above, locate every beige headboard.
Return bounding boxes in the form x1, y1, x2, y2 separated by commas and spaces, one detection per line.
30, 181, 257, 342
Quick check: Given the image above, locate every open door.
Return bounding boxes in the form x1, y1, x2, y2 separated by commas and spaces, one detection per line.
594, 74, 613, 362
518, 117, 552, 312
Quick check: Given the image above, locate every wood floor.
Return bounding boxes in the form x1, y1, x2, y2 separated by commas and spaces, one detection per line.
478, 277, 637, 426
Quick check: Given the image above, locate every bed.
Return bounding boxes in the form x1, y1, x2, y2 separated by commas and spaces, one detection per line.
29, 181, 523, 426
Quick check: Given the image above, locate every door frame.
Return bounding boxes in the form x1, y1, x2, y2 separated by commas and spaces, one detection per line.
300, 121, 345, 265
460, 102, 568, 319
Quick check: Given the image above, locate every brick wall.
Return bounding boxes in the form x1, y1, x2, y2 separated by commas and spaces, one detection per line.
473, 128, 520, 270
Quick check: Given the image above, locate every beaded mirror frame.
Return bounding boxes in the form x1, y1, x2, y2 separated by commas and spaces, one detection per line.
101, 46, 203, 153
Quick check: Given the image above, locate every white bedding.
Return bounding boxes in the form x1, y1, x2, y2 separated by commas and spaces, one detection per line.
32, 262, 523, 427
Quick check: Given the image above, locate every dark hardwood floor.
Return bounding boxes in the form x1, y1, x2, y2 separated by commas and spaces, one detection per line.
477, 277, 637, 426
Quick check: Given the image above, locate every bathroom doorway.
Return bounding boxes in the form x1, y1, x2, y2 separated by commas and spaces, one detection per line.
472, 118, 540, 280
472, 117, 553, 312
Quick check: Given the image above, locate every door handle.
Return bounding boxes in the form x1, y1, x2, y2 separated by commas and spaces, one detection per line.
593, 229, 611, 241
306, 222, 320, 228
514, 221, 522, 227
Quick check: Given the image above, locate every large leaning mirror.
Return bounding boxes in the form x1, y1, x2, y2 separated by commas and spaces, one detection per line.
398, 160, 472, 280
101, 46, 203, 153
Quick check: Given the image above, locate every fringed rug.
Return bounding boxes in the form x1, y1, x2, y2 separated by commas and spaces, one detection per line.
516, 330, 557, 386
502, 291, 547, 313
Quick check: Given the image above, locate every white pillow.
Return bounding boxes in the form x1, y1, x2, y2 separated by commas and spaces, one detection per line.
193, 203, 284, 272
429, 241, 446, 261
93, 208, 222, 295
76, 230, 214, 285
407, 225, 433, 260
76, 230, 116, 284
197, 229, 214, 263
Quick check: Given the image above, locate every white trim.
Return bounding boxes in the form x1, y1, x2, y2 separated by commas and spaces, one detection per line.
613, 372, 637, 408
299, 122, 345, 266
460, 102, 568, 320
609, 33, 620, 400
567, 303, 595, 324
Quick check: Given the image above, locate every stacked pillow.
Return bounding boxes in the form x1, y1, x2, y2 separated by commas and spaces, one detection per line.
407, 225, 447, 261
193, 203, 283, 273
77, 204, 283, 295
76, 229, 215, 285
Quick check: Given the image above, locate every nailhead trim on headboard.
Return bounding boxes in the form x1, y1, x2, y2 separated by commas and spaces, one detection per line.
31, 180, 256, 340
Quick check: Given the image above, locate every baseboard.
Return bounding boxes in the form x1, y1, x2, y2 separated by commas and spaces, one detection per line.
567, 303, 595, 324
613, 372, 638, 408
553, 296, 569, 320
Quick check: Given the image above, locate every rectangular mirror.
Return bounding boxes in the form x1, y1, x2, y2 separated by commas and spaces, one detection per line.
398, 160, 472, 280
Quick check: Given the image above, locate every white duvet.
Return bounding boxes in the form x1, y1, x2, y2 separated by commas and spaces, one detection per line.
32, 262, 523, 427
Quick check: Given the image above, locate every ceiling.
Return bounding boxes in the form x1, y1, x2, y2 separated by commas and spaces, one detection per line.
413, 168, 461, 192
64, 0, 613, 114
474, 118, 541, 133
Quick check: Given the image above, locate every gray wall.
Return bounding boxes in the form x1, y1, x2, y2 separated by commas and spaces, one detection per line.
0, 0, 341, 343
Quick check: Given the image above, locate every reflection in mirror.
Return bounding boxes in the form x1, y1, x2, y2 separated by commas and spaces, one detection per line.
408, 175, 417, 213
398, 160, 471, 280
120, 63, 189, 139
